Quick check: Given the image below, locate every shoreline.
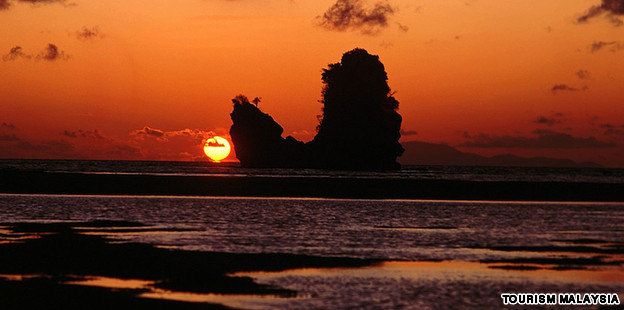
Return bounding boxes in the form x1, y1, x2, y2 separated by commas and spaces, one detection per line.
2, 220, 622, 309
1, 171, 623, 202
0, 221, 376, 309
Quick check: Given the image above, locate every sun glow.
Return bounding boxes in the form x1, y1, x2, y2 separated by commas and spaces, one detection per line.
203, 136, 231, 162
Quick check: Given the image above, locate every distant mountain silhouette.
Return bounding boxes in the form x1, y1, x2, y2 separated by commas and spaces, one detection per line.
230, 48, 403, 170
399, 140, 601, 168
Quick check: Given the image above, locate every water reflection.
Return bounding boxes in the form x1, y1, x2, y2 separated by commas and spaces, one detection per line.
234, 260, 624, 284
65, 275, 298, 309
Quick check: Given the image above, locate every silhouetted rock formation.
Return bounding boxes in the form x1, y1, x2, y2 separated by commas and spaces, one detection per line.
230, 48, 403, 170
229, 95, 310, 168
310, 48, 403, 170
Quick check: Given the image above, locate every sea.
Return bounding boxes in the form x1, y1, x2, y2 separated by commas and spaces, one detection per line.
1, 159, 624, 309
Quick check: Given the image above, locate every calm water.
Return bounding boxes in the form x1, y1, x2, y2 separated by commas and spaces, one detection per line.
2, 159, 624, 183
1, 160, 624, 308
1, 195, 623, 260
1, 194, 623, 309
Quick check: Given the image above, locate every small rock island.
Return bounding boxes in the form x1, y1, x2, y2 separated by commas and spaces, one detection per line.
229, 48, 404, 170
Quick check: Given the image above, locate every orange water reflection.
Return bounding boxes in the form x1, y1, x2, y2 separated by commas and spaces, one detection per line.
4, 259, 623, 309
234, 260, 624, 284
64, 276, 293, 309
65, 276, 155, 289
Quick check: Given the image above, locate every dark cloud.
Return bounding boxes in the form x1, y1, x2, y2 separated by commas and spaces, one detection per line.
317, 0, 396, 35
17, 0, 66, 4
106, 144, 143, 158
400, 129, 417, 136
62, 131, 76, 138
576, 70, 591, 80
534, 116, 563, 126
379, 41, 394, 48
551, 84, 588, 93
0, 122, 18, 140
460, 130, 615, 149
11, 139, 74, 154
0, 134, 19, 141
588, 115, 600, 126
36, 43, 69, 61
1, 0, 71, 10
0, 132, 19, 141
62, 129, 105, 139
588, 40, 624, 53
2, 46, 31, 61
3, 44, 69, 62
577, 0, 624, 26
600, 124, 624, 136
397, 23, 409, 32
1, 122, 16, 130
132, 126, 166, 139
76, 26, 102, 41
0, 123, 76, 157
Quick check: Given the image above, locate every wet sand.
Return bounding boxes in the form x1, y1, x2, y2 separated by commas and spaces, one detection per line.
2, 170, 623, 201
0, 221, 375, 309
1, 220, 623, 309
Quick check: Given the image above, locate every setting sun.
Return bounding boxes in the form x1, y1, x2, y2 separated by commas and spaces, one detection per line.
203, 136, 231, 162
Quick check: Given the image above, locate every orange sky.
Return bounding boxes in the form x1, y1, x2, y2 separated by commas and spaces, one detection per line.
1, 0, 623, 166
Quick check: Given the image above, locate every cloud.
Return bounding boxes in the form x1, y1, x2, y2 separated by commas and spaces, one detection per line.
1, 122, 15, 130
460, 130, 615, 149
588, 40, 624, 53
0, 134, 19, 141
379, 41, 394, 48
600, 124, 624, 136
2, 46, 32, 61
131, 126, 216, 143
577, 0, 624, 26
534, 115, 563, 126
165, 128, 216, 142
551, 84, 588, 93
0, 123, 89, 159
1, 0, 72, 10
0, 122, 19, 141
106, 144, 143, 159
75, 26, 103, 41
3, 44, 69, 62
17, 0, 67, 4
129, 126, 226, 161
576, 70, 591, 80
36, 43, 69, 61
17, 139, 74, 152
0, 124, 224, 160
132, 126, 166, 139
397, 22, 409, 32
317, 0, 396, 35
1, 135, 75, 158
0, 132, 143, 160
400, 129, 418, 136
62, 129, 105, 139
0, 123, 226, 161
